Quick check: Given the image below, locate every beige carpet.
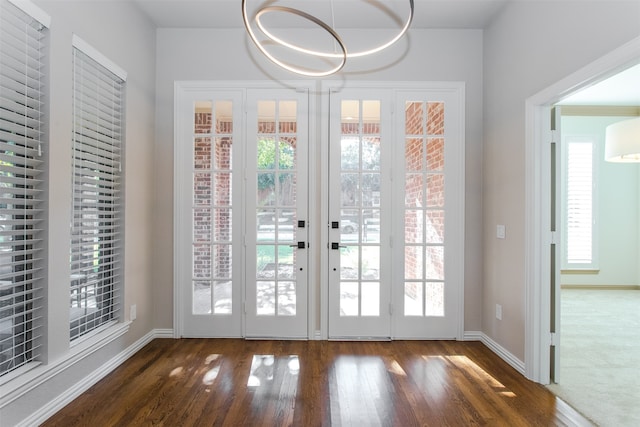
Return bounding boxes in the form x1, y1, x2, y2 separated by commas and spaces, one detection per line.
547, 289, 640, 427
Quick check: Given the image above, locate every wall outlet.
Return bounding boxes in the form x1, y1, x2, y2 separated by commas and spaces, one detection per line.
130, 304, 137, 321
496, 304, 502, 320
496, 224, 506, 239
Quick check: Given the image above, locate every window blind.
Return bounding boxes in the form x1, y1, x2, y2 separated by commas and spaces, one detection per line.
565, 140, 593, 265
0, 0, 48, 377
70, 42, 125, 340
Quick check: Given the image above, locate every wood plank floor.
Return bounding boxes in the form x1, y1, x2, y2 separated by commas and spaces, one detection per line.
43, 339, 584, 426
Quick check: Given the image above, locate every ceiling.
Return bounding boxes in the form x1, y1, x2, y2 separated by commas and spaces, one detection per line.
132, 0, 509, 29
132, 0, 639, 107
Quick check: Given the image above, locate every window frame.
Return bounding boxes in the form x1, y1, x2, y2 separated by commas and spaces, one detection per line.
69, 35, 127, 342
0, 0, 50, 381
561, 134, 599, 270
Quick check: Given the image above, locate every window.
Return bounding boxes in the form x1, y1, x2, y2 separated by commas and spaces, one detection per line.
70, 37, 126, 340
562, 136, 597, 269
0, 0, 49, 377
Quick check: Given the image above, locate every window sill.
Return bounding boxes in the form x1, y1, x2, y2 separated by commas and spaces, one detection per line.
560, 269, 600, 274
0, 321, 130, 408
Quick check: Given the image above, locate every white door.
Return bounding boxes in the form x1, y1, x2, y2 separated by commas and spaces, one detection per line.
328, 89, 393, 338
176, 89, 244, 337
245, 89, 309, 338
327, 84, 464, 340
391, 89, 464, 339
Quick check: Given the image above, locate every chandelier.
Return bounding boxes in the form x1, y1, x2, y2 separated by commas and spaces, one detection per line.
241, 0, 415, 77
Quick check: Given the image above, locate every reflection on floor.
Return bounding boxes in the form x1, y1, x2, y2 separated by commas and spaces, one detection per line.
43, 339, 585, 426
547, 289, 640, 427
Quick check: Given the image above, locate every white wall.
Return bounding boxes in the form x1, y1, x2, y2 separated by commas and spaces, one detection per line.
560, 115, 640, 287
483, 1, 640, 361
153, 28, 485, 333
0, 1, 156, 425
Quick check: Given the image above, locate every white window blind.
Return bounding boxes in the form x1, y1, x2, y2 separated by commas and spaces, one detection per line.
70, 40, 125, 340
0, 0, 49, 377
564, 139, 595, 267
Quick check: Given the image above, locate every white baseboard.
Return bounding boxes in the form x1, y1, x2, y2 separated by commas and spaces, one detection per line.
463, 330, 525, 376
17, 328, 173, 427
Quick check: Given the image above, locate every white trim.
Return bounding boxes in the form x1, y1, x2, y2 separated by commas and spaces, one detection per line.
525, 35, 640, 383
554, 398, 597, 427
480, 333, 526, 375
72, 34, 127, 81
14, 329, 171, 427
0, 322, 130, 408
462, 331, 526, 376
7, 0, 50, 28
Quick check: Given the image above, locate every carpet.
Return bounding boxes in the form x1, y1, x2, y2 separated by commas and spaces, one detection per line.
547, 289, 640, 427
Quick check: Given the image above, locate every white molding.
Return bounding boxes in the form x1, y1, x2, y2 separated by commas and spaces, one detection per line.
0, 322, 130, 408
480, 334, 526, 375
15, 329, 171, 427
72, 34, 127, 81
462, 331, 526, 376
462, 330, 483, 341
7, 0, 50, 28
554, 398, 597, 427
524, 35, 640, 384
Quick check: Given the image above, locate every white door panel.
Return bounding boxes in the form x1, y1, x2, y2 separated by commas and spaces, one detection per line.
245, 89, 309, 338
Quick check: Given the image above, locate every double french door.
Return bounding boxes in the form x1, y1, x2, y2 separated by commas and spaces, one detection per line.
175, 82, 463, 340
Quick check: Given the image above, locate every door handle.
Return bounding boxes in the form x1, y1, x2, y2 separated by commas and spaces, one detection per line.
290, 242, 306, 249
331, 242, 346, 250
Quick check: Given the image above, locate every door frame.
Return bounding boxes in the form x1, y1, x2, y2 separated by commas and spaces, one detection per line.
319, 81, 466, 341
524, 36, 640, 383
173, 80, 318, 339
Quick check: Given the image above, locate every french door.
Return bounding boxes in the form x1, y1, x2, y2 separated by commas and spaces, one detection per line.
327, 90, 392, 338
175, 84, 310, 338
327, 84, 464, 340
175, 82, 463, 340
244, 89, 309, 338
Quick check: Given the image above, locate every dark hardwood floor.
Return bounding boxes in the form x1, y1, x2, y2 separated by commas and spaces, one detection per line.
43, 339, 585, 426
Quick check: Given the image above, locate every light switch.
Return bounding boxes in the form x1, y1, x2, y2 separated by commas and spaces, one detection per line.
497, 224, 506, 239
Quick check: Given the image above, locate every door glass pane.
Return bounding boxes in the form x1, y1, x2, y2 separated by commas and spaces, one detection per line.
427, 138, 444, 171
361, 246, 379, 280
404, 246, 423, 280
404, 210, 423, 244
195, 101, 212, 134
427, 102, 445, 135
426, 174, 445, 207
404, 283, 422, 316
362, 209, 380, 244
425, 246, 444, 280
405, 101, 424, 135
425, 282, 444, 316
193, 281, 211, 314
257, 281, 275, 315
362, 137, 380, 170
213, 281, 232, 314
426, 210, 444, 244
405, 138, 423, 171
278, 282, 296, 316
361, 282, 380, 316
195, 137, 211, 169
340, 246, 358, 280
341, 173, 359, 207
340, 282, 358, 316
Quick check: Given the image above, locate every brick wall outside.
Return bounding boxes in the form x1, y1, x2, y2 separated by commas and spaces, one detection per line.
193, 113, 233, 281
404, 102, 445, 305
